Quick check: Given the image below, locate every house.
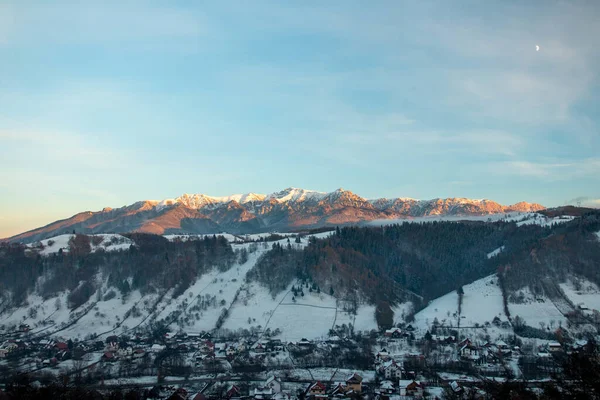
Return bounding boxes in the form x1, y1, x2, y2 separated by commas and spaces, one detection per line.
384, 328, 402, 338
253, 387, 274, 399
117, 346, 133, 358
54, 342, 69, 351
236, 340, 248, 353
133, 349, 145, 359
460, 343, 479, 360
449, 381, 463, 394
398, 380, 423, 397
330, 383, 346, 398
496, 340, 509, 350
548, 342, 562, 352
1, 342, 18, 353
379, 380, 395, 394
201, 340, 215, 353
298, 338, 313, 347
265, 376, 282, 393
345, 373, 363, 393
307, 381, 327, 398
253, 342, 266, 353
151, 344, 166, 352
102, 352, 116, 362
379, 360, 403, 380
226, 345, 236, 357
377, 348, 391, 362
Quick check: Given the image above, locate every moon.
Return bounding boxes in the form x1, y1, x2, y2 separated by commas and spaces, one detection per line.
536, 45, 540, 52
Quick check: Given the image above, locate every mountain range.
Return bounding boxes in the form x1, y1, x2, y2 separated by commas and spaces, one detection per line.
6, 187, 545, 243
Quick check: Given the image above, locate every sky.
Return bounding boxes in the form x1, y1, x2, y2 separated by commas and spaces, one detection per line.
1, 1, 599, 237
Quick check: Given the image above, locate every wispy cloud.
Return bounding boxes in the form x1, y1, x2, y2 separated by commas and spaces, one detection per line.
491, 158, 600, 180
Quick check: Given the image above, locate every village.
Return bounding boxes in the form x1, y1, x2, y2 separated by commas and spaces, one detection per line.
1, 319, 594, 399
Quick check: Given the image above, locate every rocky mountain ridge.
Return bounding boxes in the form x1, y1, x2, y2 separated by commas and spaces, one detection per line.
6, 187, 545, 243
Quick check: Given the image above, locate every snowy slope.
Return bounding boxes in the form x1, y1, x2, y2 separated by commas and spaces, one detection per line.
460, 275, 508, 326
3, 233, 379, 341
560, 278, 600, 312
414, 291, 459, 333
487, 246, 505, 259
414, 275, 508, 333
508, 287, 567, 328
26, 233, 132, 256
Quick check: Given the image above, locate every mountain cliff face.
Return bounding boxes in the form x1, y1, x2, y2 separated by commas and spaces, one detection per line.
6, 187, 545, 243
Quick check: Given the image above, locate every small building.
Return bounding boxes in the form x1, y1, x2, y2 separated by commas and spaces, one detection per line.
265, 376, 282, 393
379, 360, 403, 380
345, 373, 363, 393
379, 380, 395, 394
377, 348, 391, 362
548, 342, 562, 352
307, 381, 327, 398
398, 380, 423, 397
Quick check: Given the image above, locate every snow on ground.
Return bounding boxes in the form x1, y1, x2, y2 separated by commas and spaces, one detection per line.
154, 244, 265, 333
0, 291, 72, 332
413, 275, 509, 336
60, 289, 146, 340
223, 278, 378, 341
164, 233, 240, 242
487, 246, 505, 259
461, 275, 508, 327
596, 231, 600, 241
508, 287, 567, 328
392, 303, 414, 326
368, 212, 576, 228
516, 214, 575, 227
26, 233, 132, 256
414, 291, 459, 333
368, 212, 529, 227
560, 278, 600, 312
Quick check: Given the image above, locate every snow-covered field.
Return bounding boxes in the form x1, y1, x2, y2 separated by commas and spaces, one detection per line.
222, 281, 378, 341
2, 233, 378, 341
515, 214, 575, 227
368, 212, 576, 228
560, 278, 600, 312
508, 287, 567, 328
461, 275, 508, 327
413, 274, 509, 341
414, 291, 458, 332
26, 233, 132, 255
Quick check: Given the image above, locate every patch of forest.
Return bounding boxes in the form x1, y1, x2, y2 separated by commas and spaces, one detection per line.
249, 214, 600, 316
0, 233, 237, 309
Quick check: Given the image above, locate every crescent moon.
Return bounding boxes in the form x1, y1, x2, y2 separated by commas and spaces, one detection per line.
536, 45, 540, 51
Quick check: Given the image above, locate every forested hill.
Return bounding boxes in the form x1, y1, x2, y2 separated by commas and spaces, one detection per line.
249, 211, 600, 311
0, 233, 236, 309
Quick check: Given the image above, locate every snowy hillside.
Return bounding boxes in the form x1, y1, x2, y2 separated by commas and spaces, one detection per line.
1, 233, 380, 342
26, 233, 132, 255
414, 275, 511, 340
560, 278, 600, 313
507, 287, 567, 328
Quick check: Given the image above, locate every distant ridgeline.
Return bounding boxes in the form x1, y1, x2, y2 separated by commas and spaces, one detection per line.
1, 211, 600, 327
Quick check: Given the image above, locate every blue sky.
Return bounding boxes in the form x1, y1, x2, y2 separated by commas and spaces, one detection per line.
1, 1, 599, 237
